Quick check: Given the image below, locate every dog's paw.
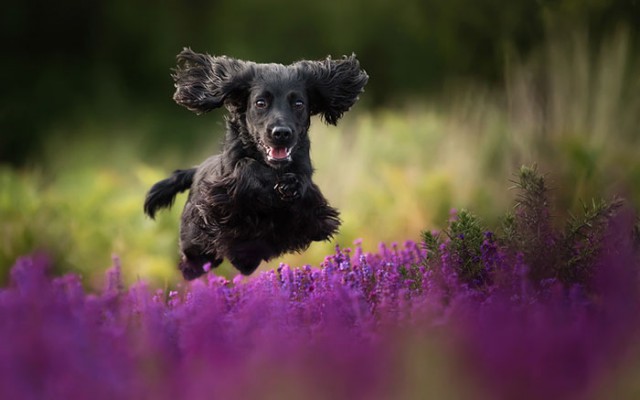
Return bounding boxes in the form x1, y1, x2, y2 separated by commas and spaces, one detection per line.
274, 173, 301, 201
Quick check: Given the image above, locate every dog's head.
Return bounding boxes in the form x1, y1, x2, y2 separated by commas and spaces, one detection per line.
172, 48, 368, 167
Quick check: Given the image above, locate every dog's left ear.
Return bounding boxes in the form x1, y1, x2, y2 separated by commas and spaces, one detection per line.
172, 48, 253, 114
295, 54, 369, 125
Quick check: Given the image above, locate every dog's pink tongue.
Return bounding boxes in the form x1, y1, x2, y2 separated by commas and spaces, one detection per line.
270, 147, 288, 159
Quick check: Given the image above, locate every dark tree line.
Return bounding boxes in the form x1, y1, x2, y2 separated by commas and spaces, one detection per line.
1, 0, 637, 164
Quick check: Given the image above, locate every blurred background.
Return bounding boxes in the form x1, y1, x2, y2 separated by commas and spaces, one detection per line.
1, 0, 639, 288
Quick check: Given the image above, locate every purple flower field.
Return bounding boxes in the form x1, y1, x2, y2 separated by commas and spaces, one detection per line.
2, 209, 639, 399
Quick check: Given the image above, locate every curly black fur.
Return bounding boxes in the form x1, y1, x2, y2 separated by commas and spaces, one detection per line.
144, 48, 368, 280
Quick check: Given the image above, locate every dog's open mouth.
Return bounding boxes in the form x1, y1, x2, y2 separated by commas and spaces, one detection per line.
264, 145, 292, 162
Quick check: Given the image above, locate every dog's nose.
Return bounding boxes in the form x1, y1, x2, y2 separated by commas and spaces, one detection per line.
271, 126, 292, 141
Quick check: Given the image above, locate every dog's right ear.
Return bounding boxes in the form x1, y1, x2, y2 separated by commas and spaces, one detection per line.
172, 48, 253, 114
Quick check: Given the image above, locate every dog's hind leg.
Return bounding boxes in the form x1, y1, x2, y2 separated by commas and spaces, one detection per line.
228, 241, 274, 275
178, 203, 223, 280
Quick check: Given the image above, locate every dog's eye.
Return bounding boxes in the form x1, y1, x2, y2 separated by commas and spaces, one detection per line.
293, 100, 305, 110
255, 99, 268, 109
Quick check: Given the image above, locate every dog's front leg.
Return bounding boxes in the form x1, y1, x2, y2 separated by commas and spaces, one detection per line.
229, 158, 277, 206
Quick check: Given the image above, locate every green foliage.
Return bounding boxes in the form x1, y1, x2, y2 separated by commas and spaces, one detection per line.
560, 197, 624, 283
504, 165, 557, 281
503, 165, 626, 285
447, 211, 487, 283
0, 165, 189, 289
422, 209, 488, 284
421, 230, 441, 263
421, 210, 486, 284
422, 164, 630, 288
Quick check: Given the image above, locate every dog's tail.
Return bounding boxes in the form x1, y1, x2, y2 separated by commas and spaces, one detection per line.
144, 169, 196, 219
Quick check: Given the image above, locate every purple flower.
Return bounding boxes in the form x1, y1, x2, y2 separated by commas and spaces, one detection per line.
1, 227, 638, 399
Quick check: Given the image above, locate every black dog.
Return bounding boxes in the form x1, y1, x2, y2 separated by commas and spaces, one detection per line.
144, 48, 368, 280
